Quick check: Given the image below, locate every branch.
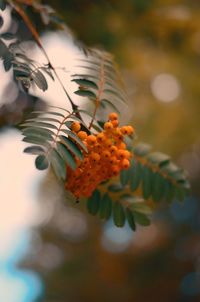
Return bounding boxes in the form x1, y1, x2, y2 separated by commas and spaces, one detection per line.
9, 1, 79, 113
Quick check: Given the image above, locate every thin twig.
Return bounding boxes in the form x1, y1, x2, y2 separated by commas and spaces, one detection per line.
10, 1, 79, 113
88, 57, 105, 129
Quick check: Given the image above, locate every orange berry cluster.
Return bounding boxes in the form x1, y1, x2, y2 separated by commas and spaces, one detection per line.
65, 113, 134, 199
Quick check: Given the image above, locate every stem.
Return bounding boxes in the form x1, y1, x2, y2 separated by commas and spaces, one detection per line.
88, 58, 105, 129
10, 1, 79, 113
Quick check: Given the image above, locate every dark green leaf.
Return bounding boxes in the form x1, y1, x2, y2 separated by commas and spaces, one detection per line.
0, 39, 8, 58
31, 69, 48, 91
133, 211, 151, 226
35, 155, 49, 170
24, 145, 45, 155
152, 173, 165, 202
147, 152, 170, 167
21, 121, 58, 130
99, 193, 112, 220
120, 169, 130, 187
142, 166, 152, 199
22, 136, 50, 147
113, 202, 125, 227
72, 78, 98, 89
56, 142, 76, 170
3, 52, 13, 71
0, 1, 6, 11
108, 183, 123, 192
163, 181, 175, 203
131, 202, 152, 215
100, 99, 120, 113
60, 129, 87, 152
1, 32, 15, 40
130, 160, 142, 191
22, 127, 54, 141
50, 149, 66, 180
59, 135, 83, 160
174, 187, 186, 202
126, 208, 136, 231
74, 89, 96, 99
133, 143, 152, 157
87, 190, 101, 215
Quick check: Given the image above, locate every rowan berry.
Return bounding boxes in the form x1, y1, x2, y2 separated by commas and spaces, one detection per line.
71, 122, 81, 132
121, 158, 130, 169
77, 131, 88, 140
104, 121, 113, 131
109, 112, 118, 121
87, 135, 96, 145
111, 119, 119, 127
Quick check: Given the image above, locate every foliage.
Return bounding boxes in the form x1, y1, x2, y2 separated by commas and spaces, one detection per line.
0, 0, 190, 231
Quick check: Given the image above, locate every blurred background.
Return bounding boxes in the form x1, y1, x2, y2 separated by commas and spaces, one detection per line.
0, 0, 200, 301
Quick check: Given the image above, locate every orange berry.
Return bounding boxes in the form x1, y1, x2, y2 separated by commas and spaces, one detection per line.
111, 119, 119, 128
117, 142, 126, 149
104, 121, 113, 131
90, 152, 100, 162
103, 138, 113, 148
101, 150, 111, 159
111, 165, 120, 176
124, 150, 132, 159
110, 145, 118, 154
77, 131, 88, 141
117, 149, 127, 160
87, 135, 97, 145
109, 156, 118, 165
126, 125, 135, 135
71, 122, 81, 132
121, 126, 129, 135
121, 158, 130, 169
109, 112, 118, 121
97, 132, 106, 142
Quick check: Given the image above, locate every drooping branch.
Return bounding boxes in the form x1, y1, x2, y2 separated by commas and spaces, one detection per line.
9, 1, 79, 113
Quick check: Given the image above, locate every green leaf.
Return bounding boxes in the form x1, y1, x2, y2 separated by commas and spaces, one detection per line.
31, 69, 48, 91
147, 152, 170, 167
22, 127, 54, 141
21, 121, 58, 130
113, 202, 125, 227
108, 183, 123, 192
74, 89, 96, 99
152, 173, 165, 202
100, 99, 120, 113
31, 111, 65, 118
130, 160, 142, 191
35, 155, 49, 170
163, 181, 175, 203
72, 78, 98, 89
56, 142, 76, 170
87, 190, 101, 215
0, 1, 6, 10
60, 129, 87, 152
0, 39, 8, 59
1, 32, 15, 40
133, 143, 152, 157
24, 145, 45, 155
133, 211, 151, 226
142, 166, 152, 199
126, 208, 136, 231
3, 52, 13, 71
99, 193, 112, 220
59, 135, 83, 160
174, 187, 186, 202
50, 149, 66, 180
131, 202, 152, 215
120, 169, 130, 187
22, 136, 50, 147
